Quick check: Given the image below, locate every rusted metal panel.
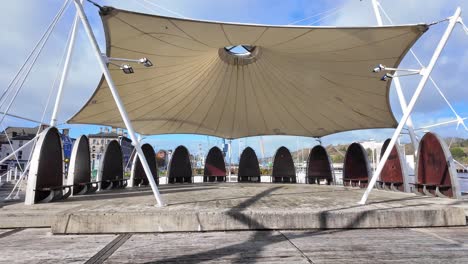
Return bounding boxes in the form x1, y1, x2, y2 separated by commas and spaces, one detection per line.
132, 143, 158, 186
307, 145, 333, 184
238, 147, 261, 182
343, 142, 370, 188
68, 135, 91, 194
272, 146, 296, 183
99, 140, 123, 189
416, 132, 460, 198
203, 147, 226, 182
168, 145, 192, 183
380, 138, 405, 191
33, 127, 64, 203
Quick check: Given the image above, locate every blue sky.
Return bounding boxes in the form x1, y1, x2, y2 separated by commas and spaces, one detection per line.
0, 0, 467, 161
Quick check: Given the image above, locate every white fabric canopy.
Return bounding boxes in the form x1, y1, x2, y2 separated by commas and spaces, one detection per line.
69, 7, 428, 138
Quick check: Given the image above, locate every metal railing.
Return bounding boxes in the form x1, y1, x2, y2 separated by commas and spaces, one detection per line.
0, 171, 7, 183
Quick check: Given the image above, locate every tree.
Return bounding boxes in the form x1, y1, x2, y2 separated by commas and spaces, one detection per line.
366, 148, 373, 160
331, 155, 344, 163
450, 147, 466, 159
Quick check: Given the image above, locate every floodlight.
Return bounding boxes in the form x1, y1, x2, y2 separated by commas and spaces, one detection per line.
372, 64, 385, 73
120, 64, 134, 74
380, 73, 393, 81
139, 57, 153, 67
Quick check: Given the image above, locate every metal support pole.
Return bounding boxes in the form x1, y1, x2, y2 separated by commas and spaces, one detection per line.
128, 151, 138, 188
393, 78, 419, 151
128, 136, 142, 188
228, 139, 232, 181
415, 117, 468, 131
371, 0, 383, 26
51, 0, 83, 126
0, 111, 44, 124
371, 0, 419, 152
359, 7, 462, 205
73, 0, 165, 206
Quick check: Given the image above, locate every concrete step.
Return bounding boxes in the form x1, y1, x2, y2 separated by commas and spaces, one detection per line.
0, 182, 25, 201
1, 184, 466, 233
0, 183, 15, 188
0, 186, 15, 191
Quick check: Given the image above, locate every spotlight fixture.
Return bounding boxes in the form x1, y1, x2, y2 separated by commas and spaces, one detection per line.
139, 57, 153, 67
120, 64, 134, 74
106, 56, 154, 74
380, 73, 393, 81
372, 62, 422, 81
372, 64, 385, 73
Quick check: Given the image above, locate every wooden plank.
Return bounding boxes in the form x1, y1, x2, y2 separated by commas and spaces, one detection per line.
85, 234, 132, 264
282, 228, 468, 264
0, 228, 116, 263
3, 227, 468, 263
0, 228, 24, 239
105, 231, 307, 264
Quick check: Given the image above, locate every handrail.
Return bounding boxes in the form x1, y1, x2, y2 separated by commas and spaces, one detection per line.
0, 171, 9, 182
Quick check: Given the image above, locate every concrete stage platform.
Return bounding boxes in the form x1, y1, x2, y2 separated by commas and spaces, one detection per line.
0, 183, 467, 234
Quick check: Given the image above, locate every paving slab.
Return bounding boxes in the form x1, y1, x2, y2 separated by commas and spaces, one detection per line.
0, 183, 466, 233
90, 227, 468, 263
2, 227, 468, 263
282, 228, 468, 264
105, 231, 307, 264
0, 229, 13, 235
0, 228, 116, 264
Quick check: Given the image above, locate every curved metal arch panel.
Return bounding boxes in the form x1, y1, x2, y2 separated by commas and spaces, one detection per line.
380, 138, 406, 191
67, 135, 91, 194
99, 140, 123, 189
238, 147, 261, 183
25, 127, 64, 204
168, 145, 192, 183
132, 143, 158, 186
416, 132, 460, 198
203, 146, 226, 182
306, 145, 333, 184
343, 142, 371, 188
272, 146, 296, 183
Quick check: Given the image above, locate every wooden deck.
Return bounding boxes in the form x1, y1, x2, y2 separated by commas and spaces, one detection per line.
1, 227, 468, 263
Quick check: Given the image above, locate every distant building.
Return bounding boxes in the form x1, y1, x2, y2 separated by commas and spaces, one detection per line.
88, 128, 134, 175
359, 140, 384, 170
0, 126, 74, 173
360, 140, 384, 154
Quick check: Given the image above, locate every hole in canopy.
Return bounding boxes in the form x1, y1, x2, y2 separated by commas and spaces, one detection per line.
224, 45, 256, 55
219, 45, 260, 66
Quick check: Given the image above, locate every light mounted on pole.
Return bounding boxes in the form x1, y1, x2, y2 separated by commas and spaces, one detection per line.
139, 57, 153, 67
359, 7, 463, 205
380, 73, 393, 81
120, 64, 134, 74
73, 0, 165, 207
370, 0, 420, 157
372, 64, 423, 81
103, 55, 154, 74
